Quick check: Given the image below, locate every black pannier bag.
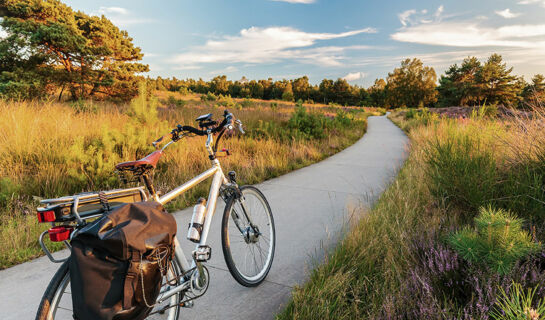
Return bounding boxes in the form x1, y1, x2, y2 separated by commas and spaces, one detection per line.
69, 201, 177, 320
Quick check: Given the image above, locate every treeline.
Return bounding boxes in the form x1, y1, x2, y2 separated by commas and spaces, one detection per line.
150, 55, 545, 109
150, 75, 369, 106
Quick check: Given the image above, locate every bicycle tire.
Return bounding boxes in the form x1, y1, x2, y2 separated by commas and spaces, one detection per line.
221, 185, 276, 287
35, 259, 184, 320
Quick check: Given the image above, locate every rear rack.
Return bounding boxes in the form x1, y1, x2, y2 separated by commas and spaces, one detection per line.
38, 187, 149, 263
39, 187, 148, 224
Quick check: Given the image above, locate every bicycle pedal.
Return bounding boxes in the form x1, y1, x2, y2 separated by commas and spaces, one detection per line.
192, 245, 212, 262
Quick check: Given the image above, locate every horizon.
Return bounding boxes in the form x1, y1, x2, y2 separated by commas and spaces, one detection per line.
63, 0, 545, 86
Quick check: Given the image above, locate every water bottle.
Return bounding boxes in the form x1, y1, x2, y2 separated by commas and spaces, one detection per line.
187, 198, 206, 243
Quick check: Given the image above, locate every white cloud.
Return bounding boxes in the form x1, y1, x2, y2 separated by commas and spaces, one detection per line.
270, 0, 316, 3
173, 26, 376, 67
398, 10, 417, 27
343, 72, 364, 81
518, 0, 545, 7
392, 22, 545, 49
398, 5, 443, 27
495, 9, 521, 19
98, 7, 128, 15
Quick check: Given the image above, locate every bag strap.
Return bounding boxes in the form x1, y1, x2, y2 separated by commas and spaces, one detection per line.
123, 250, 141, 310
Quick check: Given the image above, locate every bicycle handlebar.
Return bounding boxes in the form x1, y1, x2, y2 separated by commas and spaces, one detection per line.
165, 109, 243, 142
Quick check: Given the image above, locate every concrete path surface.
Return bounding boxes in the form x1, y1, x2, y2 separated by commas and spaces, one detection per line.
0, 115, 408, 320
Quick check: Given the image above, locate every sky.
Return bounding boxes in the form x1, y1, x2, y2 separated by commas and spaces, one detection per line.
64, 0, 545, 87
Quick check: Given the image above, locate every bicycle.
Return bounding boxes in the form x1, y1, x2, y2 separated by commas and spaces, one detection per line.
35, 110, 276, 320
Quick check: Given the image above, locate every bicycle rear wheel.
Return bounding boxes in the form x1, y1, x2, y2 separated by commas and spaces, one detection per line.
35, 259, 183, 320
221, 185, 275, 287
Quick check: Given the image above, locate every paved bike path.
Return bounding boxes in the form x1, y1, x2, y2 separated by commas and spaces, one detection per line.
0, 115, 408, 320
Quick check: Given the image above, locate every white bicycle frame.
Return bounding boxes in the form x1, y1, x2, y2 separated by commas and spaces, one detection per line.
152, 130, 233, 317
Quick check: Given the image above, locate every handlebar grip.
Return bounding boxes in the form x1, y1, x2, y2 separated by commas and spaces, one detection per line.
224, 110, 234, 130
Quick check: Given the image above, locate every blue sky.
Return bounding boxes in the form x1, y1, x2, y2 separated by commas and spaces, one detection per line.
65, 0, 545, 87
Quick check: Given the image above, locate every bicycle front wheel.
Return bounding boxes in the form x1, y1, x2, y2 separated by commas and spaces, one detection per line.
221, 185, 276, 287
35, 259, 184, 320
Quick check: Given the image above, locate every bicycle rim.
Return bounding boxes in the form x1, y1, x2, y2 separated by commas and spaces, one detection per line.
224, 186, 275, 284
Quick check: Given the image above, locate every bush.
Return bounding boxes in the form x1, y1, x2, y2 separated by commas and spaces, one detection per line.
216, 94, 236, 108
448, 207, 540, 275
200, 92, 217, 101
166, 95, 186, 108
287, 105, 328, 139
178, 87, 191, 96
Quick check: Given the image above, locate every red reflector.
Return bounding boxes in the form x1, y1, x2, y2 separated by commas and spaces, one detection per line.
37, 210, 56, 223
48, 226, 73, 242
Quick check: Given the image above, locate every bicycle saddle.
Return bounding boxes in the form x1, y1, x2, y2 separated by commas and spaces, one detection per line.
115, 150, 163, 170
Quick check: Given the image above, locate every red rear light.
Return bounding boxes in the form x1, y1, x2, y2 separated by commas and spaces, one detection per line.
37, 210, 56, 223
48, 226, 73, 242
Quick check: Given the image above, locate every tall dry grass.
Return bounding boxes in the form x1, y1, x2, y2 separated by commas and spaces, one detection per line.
0, 96, 373, 269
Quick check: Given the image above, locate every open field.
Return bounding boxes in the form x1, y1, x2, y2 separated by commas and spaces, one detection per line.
277, 107, 545, 319
0, 91, 382, 269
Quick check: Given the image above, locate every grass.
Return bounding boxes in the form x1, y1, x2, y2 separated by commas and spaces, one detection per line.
0, 91, 382, 269
277, 108, 545, 319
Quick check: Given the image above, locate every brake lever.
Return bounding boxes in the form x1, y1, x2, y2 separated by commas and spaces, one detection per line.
235, 119, 245, 135
152, 135, 166, 149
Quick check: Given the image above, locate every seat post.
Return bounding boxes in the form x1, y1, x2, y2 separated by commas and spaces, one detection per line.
141, 173, 157, 199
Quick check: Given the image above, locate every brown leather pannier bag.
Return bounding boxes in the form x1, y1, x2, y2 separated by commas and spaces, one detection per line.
69, 201, 177, 320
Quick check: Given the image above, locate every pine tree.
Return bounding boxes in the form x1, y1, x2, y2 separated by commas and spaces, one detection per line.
476, 54, 522, 106
0, 0, 148, 100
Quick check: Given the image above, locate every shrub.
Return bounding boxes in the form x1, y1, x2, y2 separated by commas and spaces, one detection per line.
178, 87, 191, 96
200, 92, 217, 101
166, 95, 186, 108
491, 282, 545, 320
216, 94, 236, 108
287, 105, 328, 139
448, 207, 540, 275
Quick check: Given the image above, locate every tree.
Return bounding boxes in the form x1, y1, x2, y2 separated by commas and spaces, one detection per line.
332, 78, 351, 105
368, 78, 388, 108
282, 82, 294, 101
437, 57, 483, 107
248, 80, 264, 99
318, 79, 334, 104
292, 76, 310, 101
386, 58, 437, 108
209, 75, 229, 95
522, 74, 545, 106
476, 54, 522, 106
0, 0, 148, 100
